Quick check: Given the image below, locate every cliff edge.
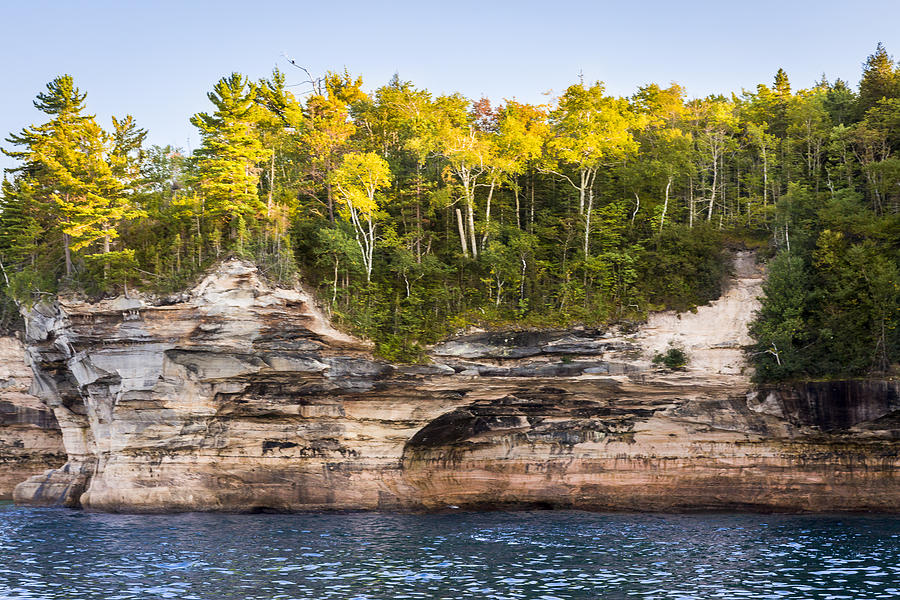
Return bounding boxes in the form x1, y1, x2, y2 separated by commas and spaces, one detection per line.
12, 254, 900, 512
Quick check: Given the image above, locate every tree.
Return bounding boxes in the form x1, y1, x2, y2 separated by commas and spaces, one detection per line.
494, 101, 549, 230
822, 78, 857, 126
786, 89, 831, 191
0, 178, 43, 269
301, 70, 366, 222
191, 73, 270, 233
331, 152, 393, 282
857, 43, 899, 116
687, 96, 737, 222
850, 98, 900, 213
631, 83, 693, 231
434, 93, 490, 258
256, 68, 304, 221
49, 116, 131, 255
748, 251, 812, 380
773, 68, 792, 97
4, 75, 143, 280
354, 75, 438, 262
547, 82, 639, 255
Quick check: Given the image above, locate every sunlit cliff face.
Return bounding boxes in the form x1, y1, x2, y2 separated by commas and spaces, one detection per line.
11, 257, 900, 513
0, 336, 65, 499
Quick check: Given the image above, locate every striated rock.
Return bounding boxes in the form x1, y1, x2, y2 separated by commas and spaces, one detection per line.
431, 330, 632, 360
11, 255, 900, 513
0, 336, 66, 499
753, 380, 900, 431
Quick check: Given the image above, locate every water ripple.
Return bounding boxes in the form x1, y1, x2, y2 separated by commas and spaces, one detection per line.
0, 504, 898, 599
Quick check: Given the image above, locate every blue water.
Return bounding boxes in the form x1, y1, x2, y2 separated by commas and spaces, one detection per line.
1, 504, 899, 599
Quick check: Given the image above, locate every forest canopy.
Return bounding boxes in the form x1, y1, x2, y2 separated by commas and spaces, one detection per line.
1, 46, 898, 378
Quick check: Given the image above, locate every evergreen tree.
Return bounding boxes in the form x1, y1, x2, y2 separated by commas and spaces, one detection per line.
857, 43, 900, 116
3, 75, 142, 282
190, 73, 270, 232
774, 68, 792, 97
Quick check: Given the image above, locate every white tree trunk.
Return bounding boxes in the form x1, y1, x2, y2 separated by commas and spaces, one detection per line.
456, 208, 469, 258
481, 178, 496, 248
467, 195, 478, 259
584, 187, 593, 257
707, 149, 718, 221
659, 176, 671, 233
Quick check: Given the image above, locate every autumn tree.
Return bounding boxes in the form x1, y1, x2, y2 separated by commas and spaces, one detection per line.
547, 82, 639, 255
434, 93, 490, 258
493, 101, 549, 230
301, 70, 366, 222
331, 151, 392, 282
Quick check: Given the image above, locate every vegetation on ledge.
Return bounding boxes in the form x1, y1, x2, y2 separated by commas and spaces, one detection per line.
1, 47, 898, 372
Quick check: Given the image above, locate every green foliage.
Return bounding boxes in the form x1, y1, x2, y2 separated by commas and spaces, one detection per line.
190, 73, 270, 226
3, 49, 900, 375
749, 194, 899, 381
653, 344, 689, 370
638, 224, 729, 311
749, 252, 812, 380
0, 292, 21, 333
857, 43, 900, 117
80, 250, 139, 295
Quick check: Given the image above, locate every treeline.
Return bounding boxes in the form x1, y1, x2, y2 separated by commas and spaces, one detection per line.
1, 46, 898, 373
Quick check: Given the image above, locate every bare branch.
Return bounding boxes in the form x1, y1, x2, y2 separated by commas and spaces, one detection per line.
280, 53, 324, 95
539, 167, 579, 190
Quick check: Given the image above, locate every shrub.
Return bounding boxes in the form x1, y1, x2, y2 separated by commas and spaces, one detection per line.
653, 345, 688, 370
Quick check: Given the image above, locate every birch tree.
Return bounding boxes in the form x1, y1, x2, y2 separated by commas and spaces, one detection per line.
331, 152, 392, 282
688, 96, 737, 221
547, 82, 638, 255
434, 94, 490, 258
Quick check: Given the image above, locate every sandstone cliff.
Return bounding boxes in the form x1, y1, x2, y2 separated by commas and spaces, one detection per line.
0, 336, 65, 499
12, 254, 900, 512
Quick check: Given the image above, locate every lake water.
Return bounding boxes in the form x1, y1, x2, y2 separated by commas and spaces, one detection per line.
0, 504, 898, 599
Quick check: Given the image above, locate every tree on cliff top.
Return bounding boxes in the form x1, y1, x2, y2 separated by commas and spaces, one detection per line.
3, 75, 144, 283
330, 151, 392, 282
191, 73, 270, 232
857, 43, 900, 116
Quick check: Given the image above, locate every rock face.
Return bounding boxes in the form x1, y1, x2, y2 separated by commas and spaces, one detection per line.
12, 254, 900, 512
0, 336, 65, 499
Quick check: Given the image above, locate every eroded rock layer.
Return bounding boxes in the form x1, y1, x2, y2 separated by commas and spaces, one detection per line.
0, 336, 65, 499
12, 255, 900, 512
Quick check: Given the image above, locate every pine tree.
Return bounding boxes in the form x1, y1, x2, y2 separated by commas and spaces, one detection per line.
3, 75, 142, 279
858, 43, 900, 116
191, 73, 270, 232
773, 68, 792, 97
0, 178, 43, 268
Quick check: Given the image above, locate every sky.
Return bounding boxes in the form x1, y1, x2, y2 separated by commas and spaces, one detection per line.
2, 0, 900, 173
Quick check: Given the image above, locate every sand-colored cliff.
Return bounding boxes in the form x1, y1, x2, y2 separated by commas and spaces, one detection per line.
0, 336, 65, 499
12, 254, 900, 512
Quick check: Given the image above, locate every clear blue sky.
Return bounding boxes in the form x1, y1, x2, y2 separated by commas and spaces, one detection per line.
2, 0, 899, 173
